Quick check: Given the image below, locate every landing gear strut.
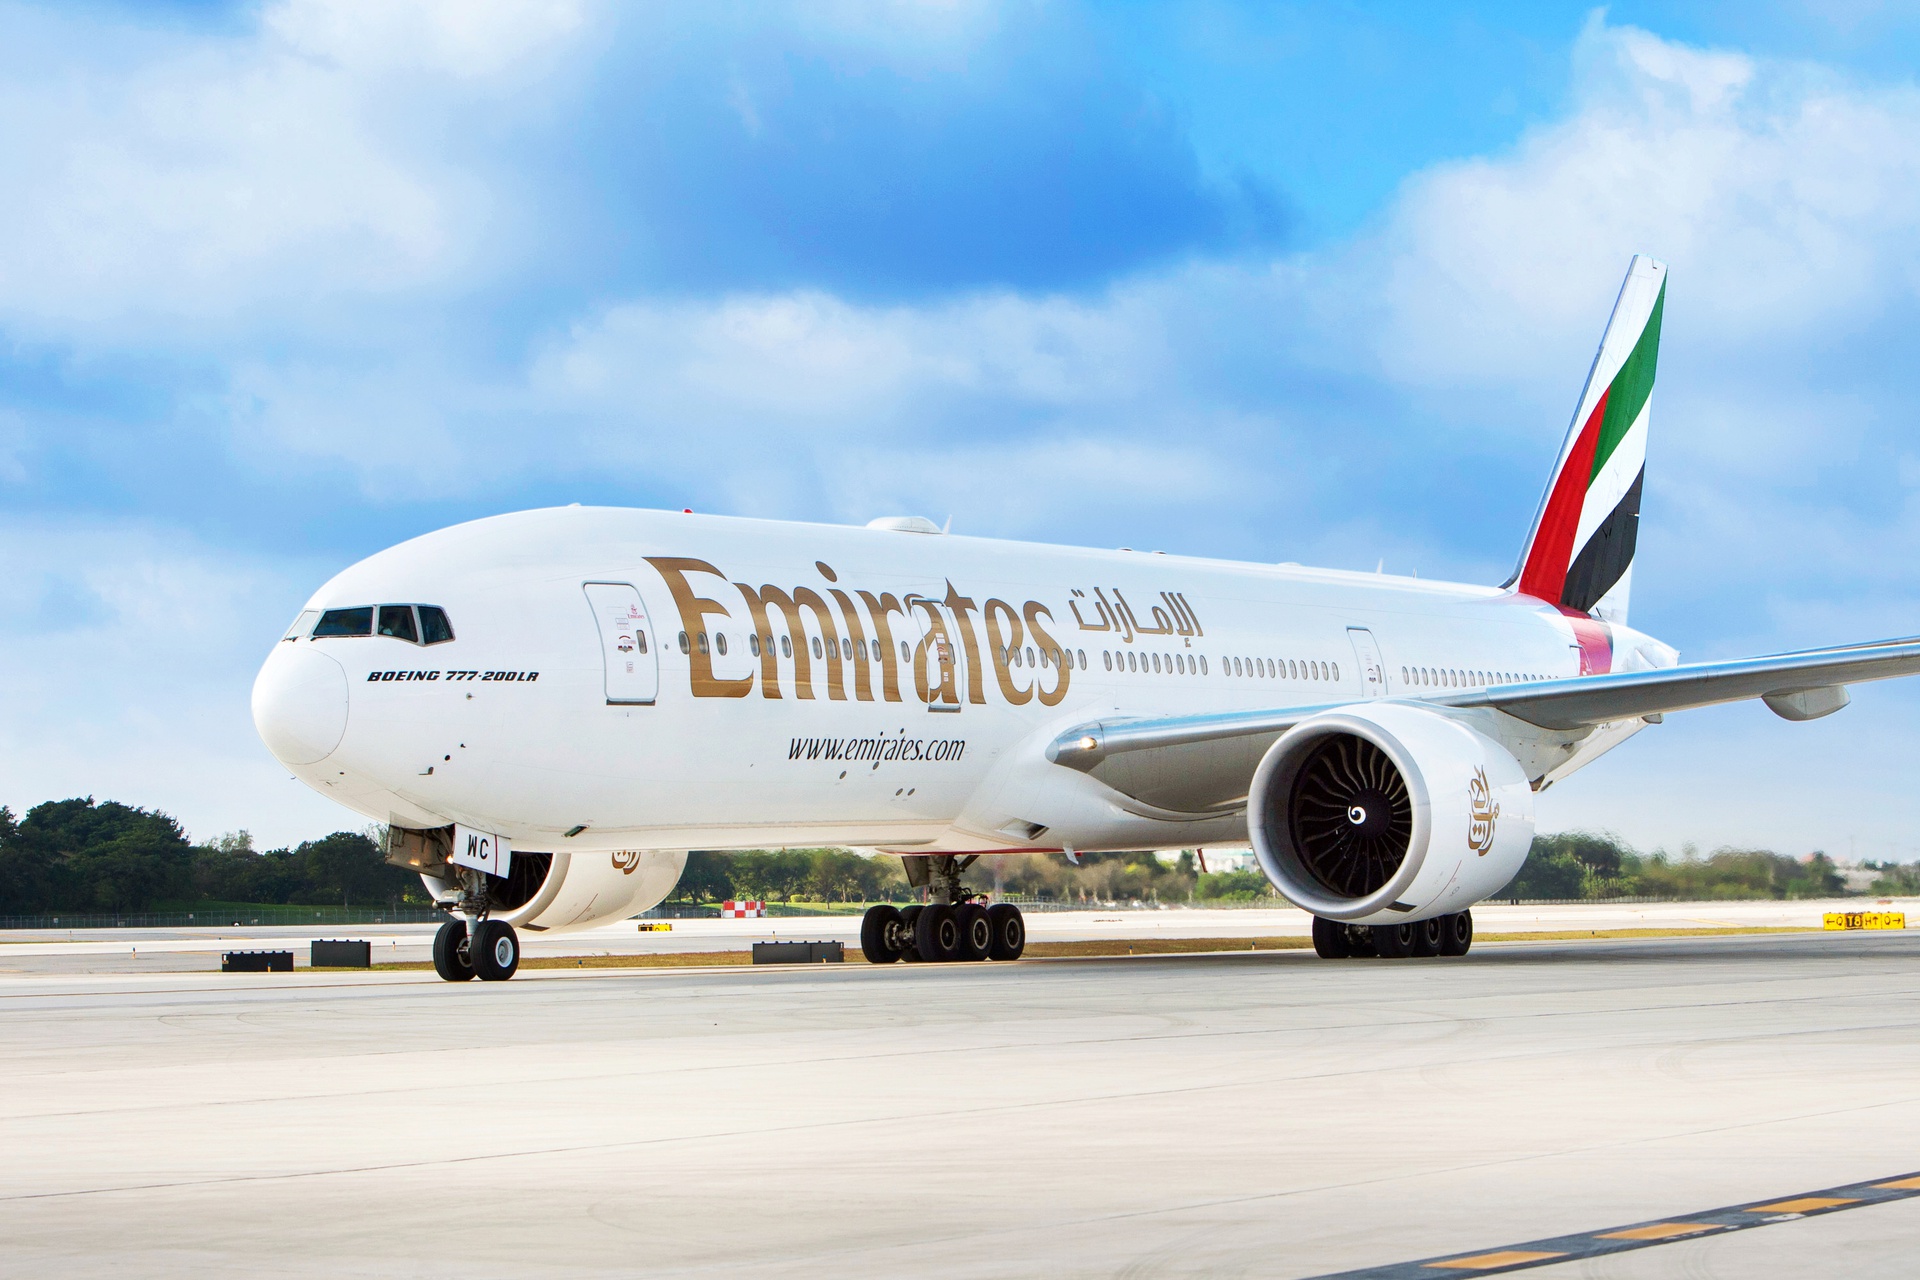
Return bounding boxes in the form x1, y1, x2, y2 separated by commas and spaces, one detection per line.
861, 855, 1026, 964
1312, 910, 1472, 960
433, 866, 520, 982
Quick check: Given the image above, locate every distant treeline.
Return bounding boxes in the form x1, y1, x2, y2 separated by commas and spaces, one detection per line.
1491, 831, 1900, 900
673, 848, 1264, 905
0, 799, 420, 915
1, 797, 1904, 915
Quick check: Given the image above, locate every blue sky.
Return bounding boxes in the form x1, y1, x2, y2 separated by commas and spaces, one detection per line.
8, 0, 1920, 858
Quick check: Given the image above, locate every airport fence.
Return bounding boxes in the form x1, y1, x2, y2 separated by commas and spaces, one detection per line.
0, 905, 446, 930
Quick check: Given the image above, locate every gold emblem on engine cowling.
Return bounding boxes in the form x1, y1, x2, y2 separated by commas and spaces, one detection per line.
1467, 767, 1500, 855
612, 850, 641, 875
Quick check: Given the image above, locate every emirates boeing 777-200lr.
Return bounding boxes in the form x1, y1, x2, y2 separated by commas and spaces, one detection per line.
252, 256, 1920, 980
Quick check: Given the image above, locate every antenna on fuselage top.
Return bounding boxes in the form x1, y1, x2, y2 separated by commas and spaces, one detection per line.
942, 514, 953, 534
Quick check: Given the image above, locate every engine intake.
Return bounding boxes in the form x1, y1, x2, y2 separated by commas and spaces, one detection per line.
1289, 733, 1414, 898
1250, 704, 1533, 924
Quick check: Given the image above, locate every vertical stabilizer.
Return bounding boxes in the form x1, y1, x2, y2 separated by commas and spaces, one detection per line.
1512, 255, 1665, 625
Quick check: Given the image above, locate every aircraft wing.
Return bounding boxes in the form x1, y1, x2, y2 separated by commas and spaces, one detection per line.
1047, 636, 1920, 813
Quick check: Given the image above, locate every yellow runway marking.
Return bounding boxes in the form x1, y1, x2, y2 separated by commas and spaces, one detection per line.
1315, 1170, 1920, 1277
1425, 1252, 1567, 1270
1745, 1197, 1857, 1214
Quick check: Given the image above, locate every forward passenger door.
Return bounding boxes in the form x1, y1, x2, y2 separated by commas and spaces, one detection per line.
583, 582, 659, 705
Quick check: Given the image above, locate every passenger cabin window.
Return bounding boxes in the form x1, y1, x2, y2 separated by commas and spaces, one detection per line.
313, 607, 373, 637
377, 605, 418, 643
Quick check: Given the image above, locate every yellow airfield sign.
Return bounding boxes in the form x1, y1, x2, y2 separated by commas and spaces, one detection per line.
1824, 912, 1906, 931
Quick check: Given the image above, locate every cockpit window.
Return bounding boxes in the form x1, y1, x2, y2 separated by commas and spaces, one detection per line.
283, 609, 320, 642
313, 607, 373, 637
418, 606, 454, 645
377, 605, 418, 643
311, 604, 454, 644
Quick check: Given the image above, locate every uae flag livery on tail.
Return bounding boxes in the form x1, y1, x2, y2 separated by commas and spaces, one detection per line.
1512, 255, 1666, 626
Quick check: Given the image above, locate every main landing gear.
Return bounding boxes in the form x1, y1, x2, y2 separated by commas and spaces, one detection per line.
432, 867, 521, 982
860, 854, 1026, 964
1312, 910, 1472, 960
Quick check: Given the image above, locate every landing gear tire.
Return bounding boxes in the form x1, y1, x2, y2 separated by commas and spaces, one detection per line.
472, 920, 519, 981
914, 902, 960, 963
1439, 910, 1473, 957
899, 906, 925, 961
432, 919, 474, 982
1312, 916, 1351, 959
954, 903, 992, 962
986, 903, 1026, 961
860, 904, 907, 963
1373, 922, 1417, 959
1412, 917, 1444, 958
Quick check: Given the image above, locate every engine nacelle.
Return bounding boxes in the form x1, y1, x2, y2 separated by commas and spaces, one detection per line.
1248, 704, 1533, 925
418, 848, 688, 934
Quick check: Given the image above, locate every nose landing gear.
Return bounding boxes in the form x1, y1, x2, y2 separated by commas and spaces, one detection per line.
433, 867, 521, 981
860, 854, 1027, 964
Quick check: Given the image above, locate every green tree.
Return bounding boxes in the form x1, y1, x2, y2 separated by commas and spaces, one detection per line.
0, 803, 64, 914
1869, 862, 1920, 895
294, 831, 405, 906
1195, 869, 1274, 901
11, 797, 194, 912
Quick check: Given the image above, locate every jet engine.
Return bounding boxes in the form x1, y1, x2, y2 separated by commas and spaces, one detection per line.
391, 829, 688, 934
1247, 704, 1533, 925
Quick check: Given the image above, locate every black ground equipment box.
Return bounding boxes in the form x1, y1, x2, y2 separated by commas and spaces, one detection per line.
751, 941, 844, 965
222, 950, 293, 973
311, 940, 371, 968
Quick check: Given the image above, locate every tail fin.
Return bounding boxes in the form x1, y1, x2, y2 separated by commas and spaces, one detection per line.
1511, 254, 1666, 625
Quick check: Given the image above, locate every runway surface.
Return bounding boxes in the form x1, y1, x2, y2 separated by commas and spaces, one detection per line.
0, 897, 1886, 973
4, 929, 1919, 1277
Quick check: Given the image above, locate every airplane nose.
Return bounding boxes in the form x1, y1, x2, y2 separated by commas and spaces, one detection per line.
252, 645, 349, 766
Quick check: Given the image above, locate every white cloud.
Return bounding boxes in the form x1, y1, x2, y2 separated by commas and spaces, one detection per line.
266, 0, 586, 79
1343, 17, 1920, 400
0, 0, 593, 343
13, 13, 1920, 854
0, 518, 346, 846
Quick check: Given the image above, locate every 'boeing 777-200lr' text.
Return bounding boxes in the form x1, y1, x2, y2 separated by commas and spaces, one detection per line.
253, 256, 1919, 980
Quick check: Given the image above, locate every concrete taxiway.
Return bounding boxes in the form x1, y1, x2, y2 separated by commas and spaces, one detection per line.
0, 897, 1891, 974
3, 928, 1919, 1277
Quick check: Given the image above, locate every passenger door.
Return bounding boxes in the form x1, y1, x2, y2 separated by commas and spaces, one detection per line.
583, 582, 659, 705
1347, 626, 1388, 698
904, 593, 965, 712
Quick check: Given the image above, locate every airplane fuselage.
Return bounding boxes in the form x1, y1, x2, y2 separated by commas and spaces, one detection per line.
255, 506, 1651, 857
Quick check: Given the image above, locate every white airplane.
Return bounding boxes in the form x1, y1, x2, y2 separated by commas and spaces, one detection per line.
253, 256, 1920, 981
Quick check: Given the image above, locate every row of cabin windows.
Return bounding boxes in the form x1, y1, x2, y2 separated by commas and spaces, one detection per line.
1226, 655, 1334, 682
675, 629, 1094, 672
667, 629, 1353, 687
1403, 667, 1545, 690
1099, 650, 1339, 681
294, 605, 455, 646
679, 631, 892, 663
1108, 649, 1203, 676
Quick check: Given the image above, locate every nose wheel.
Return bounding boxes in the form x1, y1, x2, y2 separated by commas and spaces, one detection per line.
432, 865, 522, 982
432, 919, 474, 981
433, 918, 520, 980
